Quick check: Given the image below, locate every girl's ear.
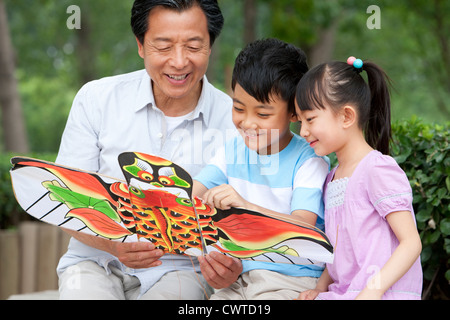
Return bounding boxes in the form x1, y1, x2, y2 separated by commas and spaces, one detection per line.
341, 105, 357, 129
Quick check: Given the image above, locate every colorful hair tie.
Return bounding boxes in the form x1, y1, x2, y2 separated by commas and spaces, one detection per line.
347, 56, 363, 72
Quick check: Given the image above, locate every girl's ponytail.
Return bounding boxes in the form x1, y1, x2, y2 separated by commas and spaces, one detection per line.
363, 61, 392, 155
297, 57, 393, 155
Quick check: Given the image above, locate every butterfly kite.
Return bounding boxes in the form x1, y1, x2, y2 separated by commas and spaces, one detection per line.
10, 152, 334, 265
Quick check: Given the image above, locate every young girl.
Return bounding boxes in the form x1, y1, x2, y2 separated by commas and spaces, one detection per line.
295, 57, 423, 300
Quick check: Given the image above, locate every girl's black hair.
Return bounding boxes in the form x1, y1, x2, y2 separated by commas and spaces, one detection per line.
232, 38, 309, 114
131, 0, 224, 46
295, 60, 392, 155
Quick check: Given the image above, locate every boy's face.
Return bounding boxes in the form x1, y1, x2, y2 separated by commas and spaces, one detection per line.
232, 84, 296, 155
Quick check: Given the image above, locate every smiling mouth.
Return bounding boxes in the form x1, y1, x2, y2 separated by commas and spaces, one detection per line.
309, 140, 318, 147
242, 130, 261, 139
167, 74, 189, 81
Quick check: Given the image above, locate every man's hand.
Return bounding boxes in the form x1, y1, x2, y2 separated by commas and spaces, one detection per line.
198, 251, 243, 289
63, 228, 164, 269
110, 241, 164, 269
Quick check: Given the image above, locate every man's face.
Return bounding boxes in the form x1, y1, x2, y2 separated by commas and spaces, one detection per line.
137, 5, 211, 108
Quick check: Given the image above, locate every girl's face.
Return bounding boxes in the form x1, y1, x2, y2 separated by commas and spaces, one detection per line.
232, 84, 296, 155
295, 101, 344, 157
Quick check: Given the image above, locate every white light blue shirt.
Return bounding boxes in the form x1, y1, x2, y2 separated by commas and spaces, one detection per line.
195, 134, 330, 277
55, 69, 234, 297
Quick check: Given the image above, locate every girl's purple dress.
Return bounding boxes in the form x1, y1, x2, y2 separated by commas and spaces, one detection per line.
318, 151, 422, 300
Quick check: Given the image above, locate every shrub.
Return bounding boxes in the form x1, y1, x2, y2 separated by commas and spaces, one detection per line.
391, 116, 449, 299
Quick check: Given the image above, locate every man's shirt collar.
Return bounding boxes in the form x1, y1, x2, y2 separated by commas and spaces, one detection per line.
134, 71, 210, 124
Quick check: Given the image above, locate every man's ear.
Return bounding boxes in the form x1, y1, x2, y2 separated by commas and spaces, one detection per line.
136, 37, 144, 59
341, 105, 357, 128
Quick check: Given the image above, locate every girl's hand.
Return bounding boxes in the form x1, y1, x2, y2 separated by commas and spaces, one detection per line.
355, 289, 383, 300
297, 289, 321, 300
297, 267, 331, 300
202, 184, 249, 210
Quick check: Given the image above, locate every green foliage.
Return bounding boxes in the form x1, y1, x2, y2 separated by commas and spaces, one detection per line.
2, 0, 449, 155
5, 0, 139, 83
17, 71, 76, 152
391, 117, 450, 285
333, 0, 450, 123
263, 0, 341, 48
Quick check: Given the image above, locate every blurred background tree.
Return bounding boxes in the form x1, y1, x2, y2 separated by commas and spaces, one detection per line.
0, 0, 448, 300
0, 0, 448, 153
0, 0, 28, 153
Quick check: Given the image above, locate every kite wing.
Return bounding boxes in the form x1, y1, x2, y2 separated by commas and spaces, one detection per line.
208, 207, 334, 265
10, 157, 137, 241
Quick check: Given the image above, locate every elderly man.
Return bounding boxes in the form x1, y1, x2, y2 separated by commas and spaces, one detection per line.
57, 0, 236, 300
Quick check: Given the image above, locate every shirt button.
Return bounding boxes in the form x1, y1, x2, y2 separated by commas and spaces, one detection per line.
157, 133, 163, 138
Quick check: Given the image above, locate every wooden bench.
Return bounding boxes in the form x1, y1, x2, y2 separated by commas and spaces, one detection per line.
0, 221, 70, 300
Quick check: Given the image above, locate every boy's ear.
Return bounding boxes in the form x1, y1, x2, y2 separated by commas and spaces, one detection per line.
341, 105, 357, 128
290, 112, 298, 123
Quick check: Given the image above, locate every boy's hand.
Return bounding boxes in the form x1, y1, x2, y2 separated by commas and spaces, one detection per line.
198, 251, 243, 289
203, 184, 249, 210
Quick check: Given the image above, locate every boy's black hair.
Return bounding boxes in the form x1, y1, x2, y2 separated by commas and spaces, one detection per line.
131, 0, 224, 46
232, 38, 308, 114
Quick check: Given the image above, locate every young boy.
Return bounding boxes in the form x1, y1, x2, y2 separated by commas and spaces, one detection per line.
193, 38, 330, 299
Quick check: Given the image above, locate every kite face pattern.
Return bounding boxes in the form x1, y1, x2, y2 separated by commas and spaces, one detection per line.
10, 152, 334, 264
118, 152, 218, 255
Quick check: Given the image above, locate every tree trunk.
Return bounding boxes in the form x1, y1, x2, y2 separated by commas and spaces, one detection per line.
0, 0, 29, 153
308, 19, 338, 68
243, 0, 257, 45
75, 1, 97, 85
